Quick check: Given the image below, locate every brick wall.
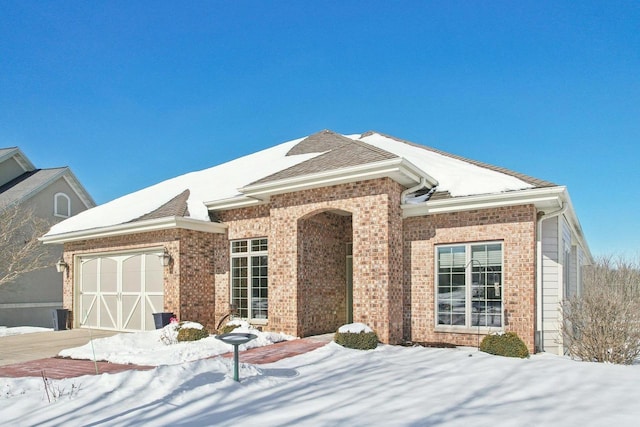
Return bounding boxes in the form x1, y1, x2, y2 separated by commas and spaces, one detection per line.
62, 228, 217, 331
403, 204, 537, 352
217, 177, 405, 343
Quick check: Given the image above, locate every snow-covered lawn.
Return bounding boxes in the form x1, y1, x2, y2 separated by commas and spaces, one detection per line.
2, 324, 640, 426
0, 326, 52, 337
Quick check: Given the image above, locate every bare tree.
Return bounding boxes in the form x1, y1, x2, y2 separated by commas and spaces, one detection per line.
0, 203, 53, 287
561, 256, 640, 364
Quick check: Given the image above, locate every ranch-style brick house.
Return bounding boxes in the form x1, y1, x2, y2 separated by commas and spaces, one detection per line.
41, 130, 591, 354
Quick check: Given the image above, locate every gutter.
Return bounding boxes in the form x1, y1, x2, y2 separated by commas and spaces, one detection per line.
400, 177, 431, 204
40, 216, 227, 244
535, 202, 567, 352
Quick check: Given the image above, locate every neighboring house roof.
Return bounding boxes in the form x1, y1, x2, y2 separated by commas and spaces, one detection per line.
0, 147, 96, 210
0, 147, 36, 172
42, 130, 580, 243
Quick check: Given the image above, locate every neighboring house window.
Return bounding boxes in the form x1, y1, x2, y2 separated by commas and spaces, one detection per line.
231, 238, 268, 321
436, 242, 503, 329
54, 193, 71, 218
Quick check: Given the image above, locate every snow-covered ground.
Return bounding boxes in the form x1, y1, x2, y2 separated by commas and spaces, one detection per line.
0, 326, 52, 337
2, 323, 640, 426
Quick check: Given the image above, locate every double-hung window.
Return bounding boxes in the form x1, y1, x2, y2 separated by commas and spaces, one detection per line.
231, 238, 268, 321
436, 242, 503, 330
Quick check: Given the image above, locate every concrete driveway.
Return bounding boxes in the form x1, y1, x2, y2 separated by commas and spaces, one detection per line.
0, 329, 120, 366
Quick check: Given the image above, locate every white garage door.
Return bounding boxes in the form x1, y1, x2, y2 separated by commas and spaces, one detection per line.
78, 251, 164, 331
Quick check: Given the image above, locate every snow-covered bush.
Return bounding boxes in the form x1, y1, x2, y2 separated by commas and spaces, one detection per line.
218, 322, 241, 335
177, 327, 209, 342
480, 332, 529, 358
334, 323, 378, 350
160, 321, 208, 345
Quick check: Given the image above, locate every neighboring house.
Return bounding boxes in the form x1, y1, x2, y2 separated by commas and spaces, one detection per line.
41, 130, 591, 354
0, 147, 95, 327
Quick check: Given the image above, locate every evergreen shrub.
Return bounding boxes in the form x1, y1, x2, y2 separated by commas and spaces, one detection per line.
334, 330, 379, 350
480, 332, 529, 358
177, 326, 209, 342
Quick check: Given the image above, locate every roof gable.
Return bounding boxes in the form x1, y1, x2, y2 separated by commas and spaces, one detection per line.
285, 129, 353, 156
127, 189, 190, 223
252, 133, 399, 186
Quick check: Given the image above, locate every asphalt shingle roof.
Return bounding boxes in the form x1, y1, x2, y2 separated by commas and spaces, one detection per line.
251, 130, 399, 186
128, 189, 190, 222
0, 168, 68, 206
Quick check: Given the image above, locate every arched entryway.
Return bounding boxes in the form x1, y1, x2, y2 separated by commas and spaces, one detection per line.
297, 209, 353, 336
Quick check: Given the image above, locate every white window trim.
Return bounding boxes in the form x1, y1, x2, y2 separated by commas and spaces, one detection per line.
434, 241, 505, 334
54, 192, 71, 218
230, 238, 268, 324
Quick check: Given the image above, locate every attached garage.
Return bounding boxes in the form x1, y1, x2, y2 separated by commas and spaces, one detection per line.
77, 250, 164, 331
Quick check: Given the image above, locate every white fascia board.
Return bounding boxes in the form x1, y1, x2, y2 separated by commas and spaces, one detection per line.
559, 191, 593, 263
402, 186, 567, 217
204, 195, 266, 211
62, 170, 97, 208
237, 158, 437, 201
40, 216, 226, 244
1, 147, 35, 171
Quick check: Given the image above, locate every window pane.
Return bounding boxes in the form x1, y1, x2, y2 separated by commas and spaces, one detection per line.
232, 241, 248, 253
437, 246, 466, 326
470, 243, 502, 327
231, 240, 268, 321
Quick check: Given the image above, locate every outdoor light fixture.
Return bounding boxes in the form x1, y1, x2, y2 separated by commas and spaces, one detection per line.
55, 257, 68, 273
160, 248, 172, 267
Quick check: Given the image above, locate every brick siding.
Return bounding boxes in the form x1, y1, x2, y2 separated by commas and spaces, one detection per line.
403, 205, 537, 352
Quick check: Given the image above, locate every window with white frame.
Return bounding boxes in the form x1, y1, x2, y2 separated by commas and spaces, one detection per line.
436, 242, 503, 329
54, 193, 71, 218
231, 238, 268, 321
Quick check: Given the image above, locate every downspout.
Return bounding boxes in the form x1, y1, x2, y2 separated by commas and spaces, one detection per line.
535, 202, 567, 352
401, 177, 429, 204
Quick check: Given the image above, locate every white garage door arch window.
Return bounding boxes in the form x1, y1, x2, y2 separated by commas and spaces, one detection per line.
77, 250, 164, 331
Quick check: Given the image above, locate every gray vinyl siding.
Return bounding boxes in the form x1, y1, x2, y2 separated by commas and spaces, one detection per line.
541, 216, 562, 354
0, 156, 25, 186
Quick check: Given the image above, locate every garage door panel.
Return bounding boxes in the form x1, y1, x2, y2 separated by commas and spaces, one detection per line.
82, 259, 98, 293
123, 255, 143, 293
80, 294, 98, 327
99, 295, 118, 329
122, 294, 142, 330
101, 258, 118, 293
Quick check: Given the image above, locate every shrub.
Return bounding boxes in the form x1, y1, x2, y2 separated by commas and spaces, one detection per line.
480, 332, 529, 358
218, 323, 240, 335
334, 330, 379, 350
561, 256, 640, 364
177, 326, 209, 342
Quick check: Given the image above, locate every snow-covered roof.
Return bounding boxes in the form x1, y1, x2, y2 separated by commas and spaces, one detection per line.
44, 130, 555, 239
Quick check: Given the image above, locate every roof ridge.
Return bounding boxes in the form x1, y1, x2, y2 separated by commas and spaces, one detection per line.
361, 130, 556, 188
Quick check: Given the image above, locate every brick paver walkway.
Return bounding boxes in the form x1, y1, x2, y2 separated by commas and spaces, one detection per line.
0, 336, 330, 379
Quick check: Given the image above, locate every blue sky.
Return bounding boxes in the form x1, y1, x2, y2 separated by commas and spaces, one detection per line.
1, 1, 638, 256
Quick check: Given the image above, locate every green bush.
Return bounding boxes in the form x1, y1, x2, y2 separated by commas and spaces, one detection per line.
177, 327, 209, 342
334, 331, 379, 350
218, 323, 240, 335
480, 332, 529, 358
